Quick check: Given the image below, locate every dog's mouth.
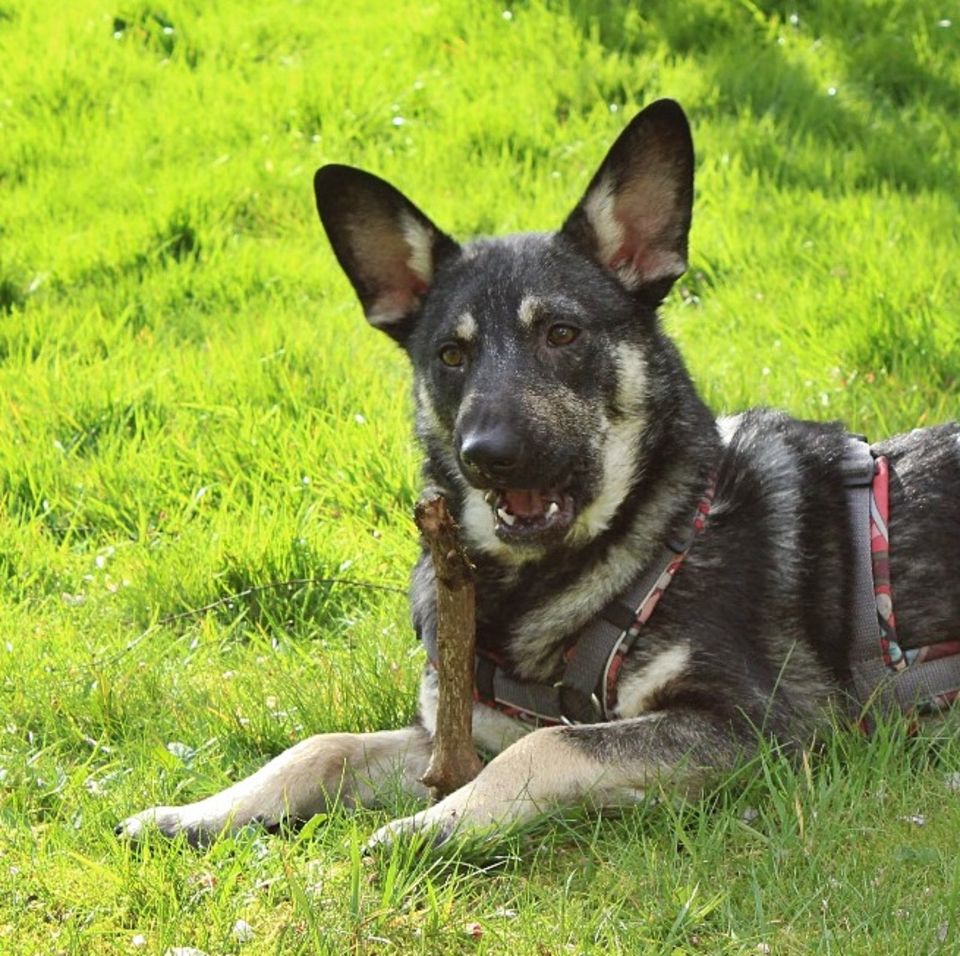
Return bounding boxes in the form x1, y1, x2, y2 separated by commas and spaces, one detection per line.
484, 488, 576, 542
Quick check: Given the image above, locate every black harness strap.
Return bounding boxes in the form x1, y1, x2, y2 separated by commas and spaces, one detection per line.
473, 652, 563, 724
554, 540, 689, 723
448, 481, 715, 726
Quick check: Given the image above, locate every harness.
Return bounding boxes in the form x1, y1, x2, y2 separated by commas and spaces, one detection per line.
844, 437, 960, 723
424, 437, 960, 729
424, 479, 715, 727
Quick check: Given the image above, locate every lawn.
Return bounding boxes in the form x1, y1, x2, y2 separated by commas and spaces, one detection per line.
1, 0, 959, 952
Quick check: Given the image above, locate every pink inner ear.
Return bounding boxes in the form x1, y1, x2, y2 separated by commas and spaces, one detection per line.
586, 168, 686, 289
358, 223, 433, 324
609, 238, 685, 287
368, 267, 428, 324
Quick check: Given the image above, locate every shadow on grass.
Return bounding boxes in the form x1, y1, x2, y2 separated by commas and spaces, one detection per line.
188, 544, 406, 643
561, 0, 960, 194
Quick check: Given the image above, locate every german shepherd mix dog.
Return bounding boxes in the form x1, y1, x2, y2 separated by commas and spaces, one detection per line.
120, 100, 960, 849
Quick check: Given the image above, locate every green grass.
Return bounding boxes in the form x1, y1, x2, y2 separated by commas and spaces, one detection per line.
1, 0, 959, 951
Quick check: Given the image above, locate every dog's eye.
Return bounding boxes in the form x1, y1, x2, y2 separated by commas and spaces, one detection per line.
438, 344, 465, 368
546, 324, 580, 347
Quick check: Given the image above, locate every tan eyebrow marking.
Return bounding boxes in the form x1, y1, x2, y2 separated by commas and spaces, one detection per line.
517, 293, 586, 328
455, 311, 477, 340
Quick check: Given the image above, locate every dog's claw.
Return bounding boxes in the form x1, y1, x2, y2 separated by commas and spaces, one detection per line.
367, 812, 458, 853
116, 806, 210, 847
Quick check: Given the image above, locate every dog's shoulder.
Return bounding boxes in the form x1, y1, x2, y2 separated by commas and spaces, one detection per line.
712, 407, 852, 517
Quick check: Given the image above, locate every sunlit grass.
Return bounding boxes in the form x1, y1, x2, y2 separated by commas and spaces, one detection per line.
1, 0, 959, 951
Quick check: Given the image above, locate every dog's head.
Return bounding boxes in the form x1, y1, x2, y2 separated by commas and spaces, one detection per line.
314, 100, 694, 560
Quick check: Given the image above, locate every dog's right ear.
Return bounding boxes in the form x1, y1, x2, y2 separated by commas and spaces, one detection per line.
314, 165, 460, 343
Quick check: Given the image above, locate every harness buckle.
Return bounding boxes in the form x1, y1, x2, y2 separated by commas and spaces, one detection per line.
556, 683, 603, 725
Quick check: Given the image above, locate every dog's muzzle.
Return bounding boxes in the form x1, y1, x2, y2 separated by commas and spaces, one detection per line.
458, 423, 577, 543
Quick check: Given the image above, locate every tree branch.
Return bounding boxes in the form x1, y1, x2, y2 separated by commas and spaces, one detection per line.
415, 494, 483, 799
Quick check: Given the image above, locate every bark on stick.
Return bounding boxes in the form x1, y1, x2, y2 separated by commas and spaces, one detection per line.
415, 494, 483, 800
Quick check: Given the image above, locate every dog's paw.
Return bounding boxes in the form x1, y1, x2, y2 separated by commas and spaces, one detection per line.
366, 783, 509, 853
115, 805, 217, 847
366, 807, 460, 853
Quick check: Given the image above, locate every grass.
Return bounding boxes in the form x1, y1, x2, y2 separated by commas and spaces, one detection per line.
1, 0, 959, 951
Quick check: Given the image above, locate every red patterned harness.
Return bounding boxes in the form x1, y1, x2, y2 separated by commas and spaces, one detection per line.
868, 455, 960, 715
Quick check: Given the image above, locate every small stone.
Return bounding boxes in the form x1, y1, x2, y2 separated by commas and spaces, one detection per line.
232, 919, 254, 943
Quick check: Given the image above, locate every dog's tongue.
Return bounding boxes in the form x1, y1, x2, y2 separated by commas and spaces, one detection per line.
502, 489, 547, 517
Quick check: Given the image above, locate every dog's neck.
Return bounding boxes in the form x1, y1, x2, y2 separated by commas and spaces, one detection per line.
422, 406, 720, 682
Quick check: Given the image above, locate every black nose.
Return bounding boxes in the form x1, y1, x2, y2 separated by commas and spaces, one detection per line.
459, 426, 522, 484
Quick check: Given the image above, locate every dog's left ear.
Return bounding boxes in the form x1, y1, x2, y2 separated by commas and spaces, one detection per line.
561, 99, 693, 303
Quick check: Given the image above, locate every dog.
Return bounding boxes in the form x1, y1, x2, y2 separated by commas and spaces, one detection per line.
119, 99, 960, 849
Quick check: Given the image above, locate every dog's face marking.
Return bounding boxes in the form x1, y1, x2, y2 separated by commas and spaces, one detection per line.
569, 342, 649, 543
516, 294, 542, 329
515, 293, 585, 331
454, 311, 477, 342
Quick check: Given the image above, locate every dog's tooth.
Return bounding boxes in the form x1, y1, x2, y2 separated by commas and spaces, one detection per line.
546, 501, 560, 517
484, 491, 496, 505
497, 507, 516, 526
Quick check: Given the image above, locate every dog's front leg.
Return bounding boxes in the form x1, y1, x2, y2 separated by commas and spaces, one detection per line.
369, 710, 749, 848
118, 726, 432, 845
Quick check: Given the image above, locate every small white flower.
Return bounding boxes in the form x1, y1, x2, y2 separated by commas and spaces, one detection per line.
232, 919, 255, 943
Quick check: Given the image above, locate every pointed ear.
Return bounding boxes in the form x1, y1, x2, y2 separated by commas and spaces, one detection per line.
561, 99, 693, 302
314, 165, 460, 341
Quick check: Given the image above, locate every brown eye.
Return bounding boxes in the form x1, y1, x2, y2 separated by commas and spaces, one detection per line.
547, 324, 580, 347
438, 344, 464, 367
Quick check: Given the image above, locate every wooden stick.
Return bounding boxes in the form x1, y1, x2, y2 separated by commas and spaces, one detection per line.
415, 494, 483, 800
